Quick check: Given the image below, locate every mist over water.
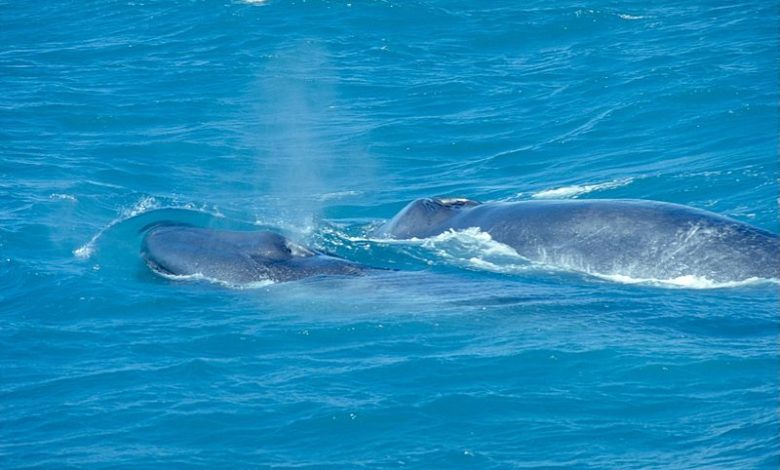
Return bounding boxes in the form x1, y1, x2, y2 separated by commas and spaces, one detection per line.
245, 41, 375, 238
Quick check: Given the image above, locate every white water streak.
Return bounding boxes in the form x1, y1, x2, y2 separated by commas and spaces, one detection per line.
532, 178, 633, 199
593, 273, 778, 289
151, 270, 276, 290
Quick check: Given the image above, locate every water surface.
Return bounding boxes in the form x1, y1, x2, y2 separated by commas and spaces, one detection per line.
2, 0, 778, 468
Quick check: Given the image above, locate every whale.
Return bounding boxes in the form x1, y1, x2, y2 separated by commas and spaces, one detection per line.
374, 198, 779, 282
142, 225, 370, 284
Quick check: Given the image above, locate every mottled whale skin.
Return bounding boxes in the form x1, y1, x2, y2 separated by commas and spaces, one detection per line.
375, 198, 779, 282
142, 225, 368, 284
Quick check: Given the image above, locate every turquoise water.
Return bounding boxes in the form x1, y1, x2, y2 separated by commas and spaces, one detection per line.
2, 0, 778, 467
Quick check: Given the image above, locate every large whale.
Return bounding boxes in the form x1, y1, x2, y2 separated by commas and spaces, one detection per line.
142, 225, 370, 284
374, 198, 779, 282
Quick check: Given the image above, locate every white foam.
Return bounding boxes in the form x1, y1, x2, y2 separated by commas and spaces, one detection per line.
368, 228, 533, 273
591, 273, 779, 289
420, 227, 521, 259
617, 13, 645, 20
241, 0, 268, 4
73, 244, 95, 259
75, 230, 110, 259
531, 178, 633, 199
121, 196, 159, 218
151, 270, 276, 290
49, 193, 77, 202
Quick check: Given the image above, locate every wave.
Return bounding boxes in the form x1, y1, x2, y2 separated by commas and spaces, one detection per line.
73, 197, 225, 259
74, 196, 161, 259
531, 178, 634, 199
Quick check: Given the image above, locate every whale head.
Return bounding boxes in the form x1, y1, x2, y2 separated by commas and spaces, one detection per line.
374, 197, 481, 239
141, 225, 373, 285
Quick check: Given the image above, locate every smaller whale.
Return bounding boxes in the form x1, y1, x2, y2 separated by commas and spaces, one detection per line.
374, 197, 779, 282
142, 225, 369, 284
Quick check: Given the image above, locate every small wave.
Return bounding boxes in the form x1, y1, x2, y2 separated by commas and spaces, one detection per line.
241, 0, 268, 4
531, 178, 633, 199
617, 13, 645, 20
49, 193, 78, 202
74, 197, 161, 259
317, 190, 362, 202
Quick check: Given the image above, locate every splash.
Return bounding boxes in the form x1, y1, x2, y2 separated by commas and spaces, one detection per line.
73, 243, 96, 260
120, 196, 158, 218
531, 178, 633, 199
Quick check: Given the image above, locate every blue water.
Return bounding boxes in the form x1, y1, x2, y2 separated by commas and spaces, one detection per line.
2, 0, 778, 467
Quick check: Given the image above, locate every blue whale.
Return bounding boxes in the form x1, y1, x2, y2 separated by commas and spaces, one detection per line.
374, 198, 779, 282
142, 225, 369, 284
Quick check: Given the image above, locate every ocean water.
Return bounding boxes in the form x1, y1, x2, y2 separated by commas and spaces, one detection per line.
1, 0, 778, 468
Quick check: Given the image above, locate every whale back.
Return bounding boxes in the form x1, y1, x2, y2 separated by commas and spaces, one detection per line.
378, 198, 778, 283
451, 199, 779, 282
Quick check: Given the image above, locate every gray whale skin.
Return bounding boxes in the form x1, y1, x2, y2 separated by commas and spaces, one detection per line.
142, 225, 367, 284
375, 198, 779, 282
